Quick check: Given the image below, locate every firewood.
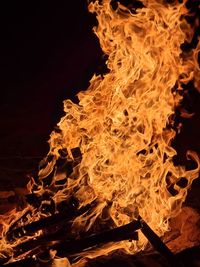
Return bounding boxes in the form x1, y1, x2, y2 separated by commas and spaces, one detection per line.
6, 202, 92, 241
2, 219, 140, 266
139, 216, 185, 267
53, 220, 140, 258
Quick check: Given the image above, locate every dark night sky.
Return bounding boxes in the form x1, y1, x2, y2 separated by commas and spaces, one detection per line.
0, 0, 199, 189
0, 1, 105, 187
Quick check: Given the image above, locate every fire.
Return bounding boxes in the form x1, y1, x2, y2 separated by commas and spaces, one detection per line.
0, 0, 200, 265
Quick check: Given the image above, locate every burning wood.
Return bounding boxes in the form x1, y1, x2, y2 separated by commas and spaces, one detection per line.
139, 216, 179, 266
0, 0, 200, 266
6, 201, 92, 242
2, 217, 184, 267
14, 219, 139, 259
2, 215, 189, 267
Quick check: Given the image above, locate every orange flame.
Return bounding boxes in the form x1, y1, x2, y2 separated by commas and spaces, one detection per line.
0, 0, 200, 264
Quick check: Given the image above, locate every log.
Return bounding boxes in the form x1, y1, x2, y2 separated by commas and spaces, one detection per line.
6, 202, 92, 241
3, 219, 140, 266
52, 219, 140, 257
139, 216, 185, 267
3, 216, 185, 267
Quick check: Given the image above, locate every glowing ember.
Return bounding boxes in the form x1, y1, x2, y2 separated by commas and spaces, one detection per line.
0, 0, 200, 265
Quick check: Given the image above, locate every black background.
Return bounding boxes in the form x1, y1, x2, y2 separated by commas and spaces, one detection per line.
0, 1, 105, 188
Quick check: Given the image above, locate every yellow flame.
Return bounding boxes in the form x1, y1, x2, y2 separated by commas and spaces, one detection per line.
48, 0, 200, 252
0, 0, 200, 263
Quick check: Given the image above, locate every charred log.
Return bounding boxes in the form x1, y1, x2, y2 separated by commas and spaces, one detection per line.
51, 219, 140, 257
6, 201, 91, 242
3, 219, 140, 266
139, 216, 184, 267
3, 216, 193, 267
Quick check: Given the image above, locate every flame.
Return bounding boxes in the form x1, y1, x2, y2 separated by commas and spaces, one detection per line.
0, 0, 200, 264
